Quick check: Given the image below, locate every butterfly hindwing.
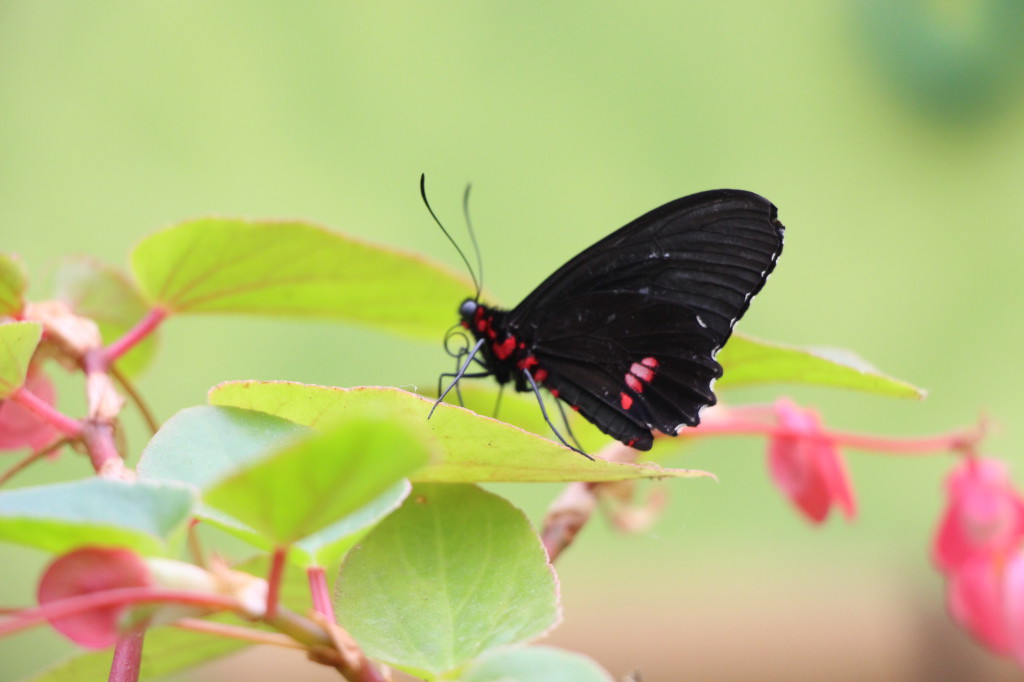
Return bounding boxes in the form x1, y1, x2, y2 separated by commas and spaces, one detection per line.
526, 293, 724, 449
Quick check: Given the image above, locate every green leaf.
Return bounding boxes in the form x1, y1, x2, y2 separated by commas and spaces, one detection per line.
336, 484, 560, 678
24, 617, 250, 681
130, 217, 473, 339
459, 646, 614, 682
52, 256, 157, 376
0, 478, 196, 556
293, 480, 409, 566
0, 253, 28, 316
209, 381, 714, 483
0, 321, 43, 398
203, 412, 433, 546
717, 333, 926, 399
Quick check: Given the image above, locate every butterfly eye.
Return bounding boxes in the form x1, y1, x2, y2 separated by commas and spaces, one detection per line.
459, 299, 478, 320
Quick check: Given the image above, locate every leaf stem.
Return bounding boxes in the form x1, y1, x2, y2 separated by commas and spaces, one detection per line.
307, 566, 336, 622
9, 387, 83, 437
103, 308, 168, 365
265, 547, 287, 620
110, 365, 160, 435
173, 617, 308, 650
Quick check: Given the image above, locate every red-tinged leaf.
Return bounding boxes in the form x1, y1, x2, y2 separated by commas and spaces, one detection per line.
38, 547, 152, 649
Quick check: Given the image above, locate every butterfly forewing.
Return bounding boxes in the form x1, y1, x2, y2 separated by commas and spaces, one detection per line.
508, 189, 782, 342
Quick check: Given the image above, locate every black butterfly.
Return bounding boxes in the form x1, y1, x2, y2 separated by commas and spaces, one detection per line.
427, 180, 784, 453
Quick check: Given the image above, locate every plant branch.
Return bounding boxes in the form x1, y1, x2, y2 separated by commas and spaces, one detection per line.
109, 627, 146, 682
0, 438, 70, 487
80, 421, 131, 479
682, 418, 985, 456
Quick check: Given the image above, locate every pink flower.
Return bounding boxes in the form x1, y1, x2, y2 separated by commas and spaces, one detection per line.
947, 552, 1012, 655
38, 546, 153, 649
766, 398, 856, 523
0, 369, 59, 452
933, 458, 1024, 574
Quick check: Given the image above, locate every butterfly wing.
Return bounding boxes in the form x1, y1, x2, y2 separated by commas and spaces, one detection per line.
506, 189, 783, 449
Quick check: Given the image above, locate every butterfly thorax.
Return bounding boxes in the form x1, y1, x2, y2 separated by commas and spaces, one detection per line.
459, 299, 546, 390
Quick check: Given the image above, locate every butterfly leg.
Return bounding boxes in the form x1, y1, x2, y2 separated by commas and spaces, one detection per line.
522, 368, 594, 460
552, 397, 585, 452
430, 338, 487, 418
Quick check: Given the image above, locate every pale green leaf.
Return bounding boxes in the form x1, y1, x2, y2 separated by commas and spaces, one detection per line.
718, 333, 925, 399
336, 484, 560, 678
130, 217, 473, 339
208, 381, 714, 483
0, 478, 196, 556
0, 253, 28, 316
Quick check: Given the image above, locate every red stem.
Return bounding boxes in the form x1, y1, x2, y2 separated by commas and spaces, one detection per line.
103, 308, 168, 365
266, 547, 287, 620
9, 387, 83, 437
684, 419, 977, 455
307, 567, 336, 622
0, 588, 241, 638
108, 627, 146, 682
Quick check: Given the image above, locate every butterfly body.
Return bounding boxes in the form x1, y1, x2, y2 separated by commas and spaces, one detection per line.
447, 188, 784, 451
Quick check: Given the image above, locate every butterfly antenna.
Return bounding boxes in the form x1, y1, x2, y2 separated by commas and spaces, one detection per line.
420, 174, 480, 297
462, 182, 484, 301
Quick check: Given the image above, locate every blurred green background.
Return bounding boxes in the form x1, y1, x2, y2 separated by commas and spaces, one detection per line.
3, 1, 1024, 680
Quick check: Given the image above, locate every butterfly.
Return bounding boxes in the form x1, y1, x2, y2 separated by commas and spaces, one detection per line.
427, 179, 784, 454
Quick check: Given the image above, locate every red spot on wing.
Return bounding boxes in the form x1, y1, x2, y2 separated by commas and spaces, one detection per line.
493, 336, 516, 360
517, 355, 538, 370
533, 368, 548, 383
624, 356, 659, 396
550, 388, 560, 398
620, 392, 633, 410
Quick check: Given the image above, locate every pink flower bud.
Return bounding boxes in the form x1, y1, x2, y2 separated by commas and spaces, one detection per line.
767, 398, 856, 523
933, 458, 1024, 574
